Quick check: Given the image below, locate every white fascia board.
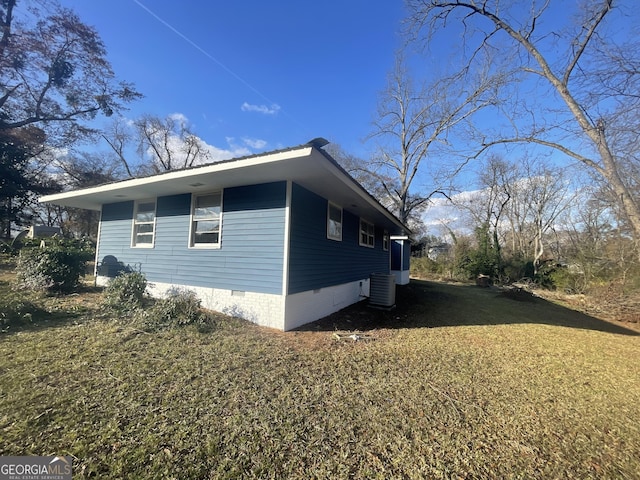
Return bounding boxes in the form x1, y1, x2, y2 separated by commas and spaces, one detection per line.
39, 146, 313, 210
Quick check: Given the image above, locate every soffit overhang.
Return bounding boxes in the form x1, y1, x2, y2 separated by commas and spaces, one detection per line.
40, 143, 409, 234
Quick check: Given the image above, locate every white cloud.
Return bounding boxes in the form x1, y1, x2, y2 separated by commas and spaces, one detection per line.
204, 140, 252, 162
240, 102, 281, 115
168, 112, 189, 127
421, 190, 481, 235
183, 136, 253, 164
241, 137, 267, 149
144, 131, 252, 168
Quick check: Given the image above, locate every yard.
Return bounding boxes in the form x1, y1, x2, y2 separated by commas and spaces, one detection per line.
1, 262, 639, 479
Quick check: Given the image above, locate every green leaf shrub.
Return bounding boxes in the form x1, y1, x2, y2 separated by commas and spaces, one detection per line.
14, 237, 94, 293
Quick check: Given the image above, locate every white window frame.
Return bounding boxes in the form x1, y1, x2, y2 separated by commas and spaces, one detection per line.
132, 199, 156, 248
189, 191, 222, 248
383, 230, 389, 251
327, 201, 343, 241
359, 218, 375, 248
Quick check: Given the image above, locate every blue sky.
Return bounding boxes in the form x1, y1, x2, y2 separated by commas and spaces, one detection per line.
58, 0, 407, 159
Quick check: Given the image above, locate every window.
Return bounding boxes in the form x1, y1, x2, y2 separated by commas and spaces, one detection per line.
327, 202, 342, 241
190, 192, 222, 247
132, 200, 156, 247
383, 230, 389, 251
359, 218, 375, 247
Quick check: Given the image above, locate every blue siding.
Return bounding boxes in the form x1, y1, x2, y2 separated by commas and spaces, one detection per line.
97, 182, 287, 294
288, 183, 389, 294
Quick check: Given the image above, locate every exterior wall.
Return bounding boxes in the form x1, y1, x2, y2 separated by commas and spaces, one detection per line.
288, 183, 389, 294
96, 182, 287, 294
95, 180, 395, 330
145, 281, 285, 331
284, 278, 370, 331
391, 270, 410, 285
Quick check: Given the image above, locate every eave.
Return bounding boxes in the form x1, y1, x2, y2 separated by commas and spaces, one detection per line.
40, 140, 409, 235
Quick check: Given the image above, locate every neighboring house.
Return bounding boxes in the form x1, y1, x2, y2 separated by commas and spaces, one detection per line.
27, 225, 62, 238
427, 243, 451, 261
40, 139, 410, 331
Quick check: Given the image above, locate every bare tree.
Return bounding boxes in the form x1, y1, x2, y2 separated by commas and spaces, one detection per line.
407, 0, 640, 244
516, 162, 575, 273
455, 155, 513, 273
101, 117, 136, 178
368, 53, 499, 225
100, 114, 213, 177
135, 114, 211, 173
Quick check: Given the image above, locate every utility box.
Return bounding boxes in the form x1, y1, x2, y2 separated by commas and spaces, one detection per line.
369, 273, 396, 308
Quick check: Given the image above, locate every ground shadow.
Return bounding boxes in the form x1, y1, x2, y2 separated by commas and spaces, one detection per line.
296, 279, 640, 336
0, 279, 103, 335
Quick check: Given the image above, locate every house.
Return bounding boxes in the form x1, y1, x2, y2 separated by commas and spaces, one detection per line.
27, 225, 62, 238
40, 139, 410, 331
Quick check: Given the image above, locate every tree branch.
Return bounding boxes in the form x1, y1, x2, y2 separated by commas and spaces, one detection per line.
563, 0, 613, 86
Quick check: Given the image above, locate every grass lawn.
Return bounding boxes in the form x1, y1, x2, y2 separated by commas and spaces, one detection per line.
1, 264, 639, 479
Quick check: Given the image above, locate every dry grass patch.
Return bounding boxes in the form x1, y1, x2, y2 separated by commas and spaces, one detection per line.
1, 273, 639, 478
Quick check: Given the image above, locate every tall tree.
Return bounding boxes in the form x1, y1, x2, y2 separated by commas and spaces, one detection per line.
0, 127, 50, 238
456, 154, 513, 275
135, 114, 211, 173
101, 116, 137, 178
512, 161, 574, 273
0, 0, 140, 237
0, 0, 141, 145
408, 0, 640, 243
369, 53, 498, 226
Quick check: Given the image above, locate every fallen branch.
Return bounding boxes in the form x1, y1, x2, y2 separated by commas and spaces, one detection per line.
332, 332, 375, 342
426, 382, 485, 418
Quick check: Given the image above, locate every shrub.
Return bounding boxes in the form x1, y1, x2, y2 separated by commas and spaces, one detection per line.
14, 237, 93, 293
410, 256, 441, 278
0, 237, 23, 256
549, 267, 587, 294
502, 258, 534, 285
0, 295, 42, 331
102, 272, 147, 312
137, 289, 208, 331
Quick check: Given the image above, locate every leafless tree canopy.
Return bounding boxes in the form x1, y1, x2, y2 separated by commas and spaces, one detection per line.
369, 53, 500, 226
135, 115, 211, 174
407, 0, 640, 243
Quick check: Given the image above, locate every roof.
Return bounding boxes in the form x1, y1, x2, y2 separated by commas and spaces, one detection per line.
40, 138, 409, 234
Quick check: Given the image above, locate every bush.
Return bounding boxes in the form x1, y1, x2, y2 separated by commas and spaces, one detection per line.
102, 272, 147, 312
137, 289, 208, 331
410, 256, 441, 278
0, 295, 43, 331
549, 267, 587, 294
14, 237, 93, 293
